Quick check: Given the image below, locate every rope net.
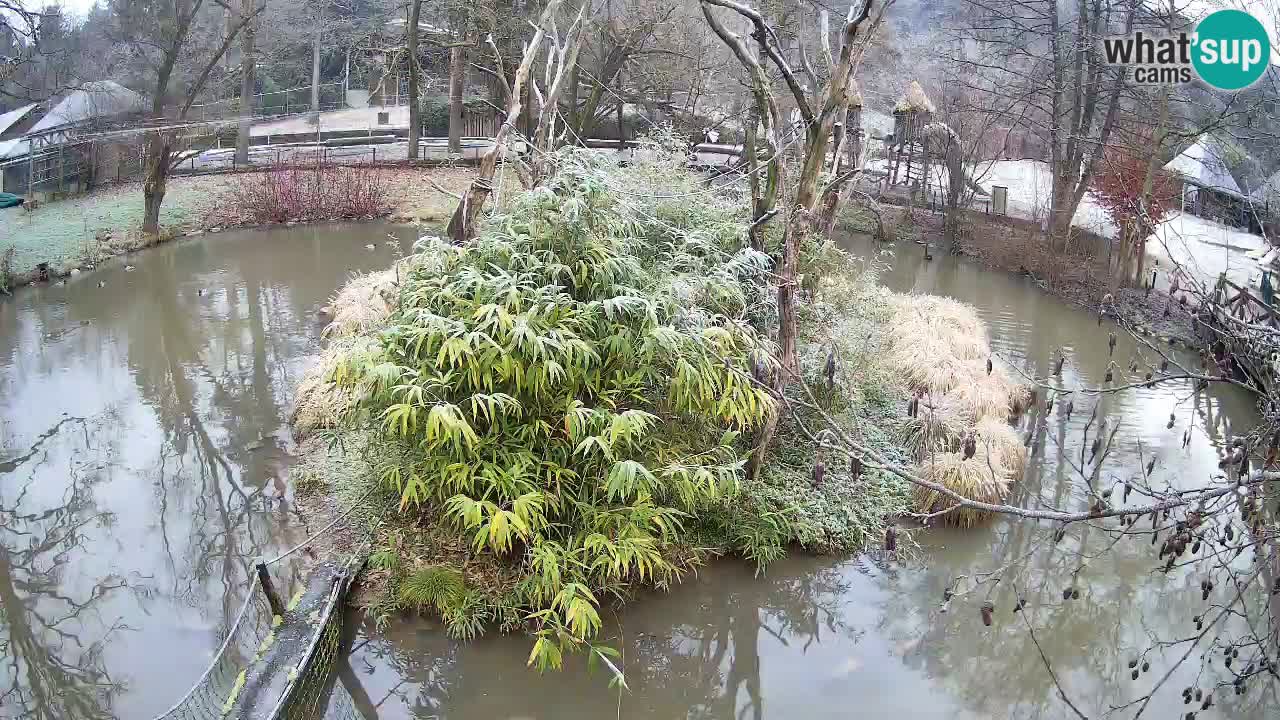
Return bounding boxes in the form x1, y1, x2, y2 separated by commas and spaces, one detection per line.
151, 584, 278, 720
275, 574, 354, 720
151, 558, 365, 720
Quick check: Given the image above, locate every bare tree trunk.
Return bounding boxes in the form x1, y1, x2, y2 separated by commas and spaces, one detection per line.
743, 105, 765, 251
528, 8, 587, 185
615, 65, 624, 149
702, 0, 875, 479
407, 0, 423, 160
311, 20, 322, 124
447, 0, 563, 240
1130, 31, 1173, 286
234, 0, 256, 165
142, 133, 171, 235
448, 44, 464, 154
139, 0, 260, 236
777, 139, 830, 370
699, 2, 781, 253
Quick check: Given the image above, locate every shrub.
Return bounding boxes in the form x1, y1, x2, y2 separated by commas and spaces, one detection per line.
335, 147, 777, 667
302, 141, 927, 670
1091, 134, 1179, 233
216, 162, 391, 226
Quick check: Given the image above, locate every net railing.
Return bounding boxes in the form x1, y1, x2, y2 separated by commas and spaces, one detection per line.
151, 497, 375, 720
273, 570, 354, 720
150, 579, 280, 720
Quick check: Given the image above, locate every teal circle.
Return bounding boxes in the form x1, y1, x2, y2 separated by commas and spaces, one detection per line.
1192, 9, 1271, 91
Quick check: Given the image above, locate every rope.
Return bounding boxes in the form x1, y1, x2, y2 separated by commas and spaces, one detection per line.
262, 484, 380, 566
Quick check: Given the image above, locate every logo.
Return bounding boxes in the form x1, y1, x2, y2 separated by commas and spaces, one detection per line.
1103, 9, 1271, 90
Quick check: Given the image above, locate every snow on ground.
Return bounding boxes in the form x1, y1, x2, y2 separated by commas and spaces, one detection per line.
986, 159, 1269, 290
871, 156, 1271, 291
971, 159, 1118, 238
250, 106, 413, 137
1146, 212, 1269, 291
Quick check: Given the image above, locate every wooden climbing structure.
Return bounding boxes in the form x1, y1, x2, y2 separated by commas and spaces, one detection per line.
885, 81, 935, 190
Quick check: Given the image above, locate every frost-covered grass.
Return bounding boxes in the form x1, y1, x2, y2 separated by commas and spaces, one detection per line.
0, 176, 229, 278
0, 166, 477, 286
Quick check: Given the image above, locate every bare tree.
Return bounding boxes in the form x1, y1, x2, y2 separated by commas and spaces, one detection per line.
945, 0, 1135, 247
700, 0, 885, 478
310, 13, 323, 123
446, 0, 586, 241
448, 39, 464, 153
106, 0, 264, 234
234, 0, 258, 164
406, 0, 424, 159
0, 2, 47, 99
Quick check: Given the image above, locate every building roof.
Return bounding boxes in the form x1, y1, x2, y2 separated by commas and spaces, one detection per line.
27, 81, 144, 135
0, 104, 38, 137
1163, 135, 1245, 199
0, 138, 25, 161
894, 81, 935, 113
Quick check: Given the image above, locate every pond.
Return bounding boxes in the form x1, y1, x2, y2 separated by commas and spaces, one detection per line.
0, 222, 419, 719
0, 224, 1273, 719
322, 232, 1274, 720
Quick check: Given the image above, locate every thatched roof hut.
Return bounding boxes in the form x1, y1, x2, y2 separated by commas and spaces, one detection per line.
892, 81, 934, 145
893, 80, 936, 113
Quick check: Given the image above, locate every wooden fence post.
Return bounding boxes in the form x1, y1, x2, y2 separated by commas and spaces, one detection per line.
256, 561, 286, 616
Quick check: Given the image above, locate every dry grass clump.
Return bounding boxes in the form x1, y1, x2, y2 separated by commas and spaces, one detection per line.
292, 336, 378, 436
973, 416, 1027, 470
884, 293, 1032, 526
914, 450, 1011, 528
886, 295, 987, 392
325, 269, 399, 339
292, 254, 429, 437
894, 80, 937, 113
325, 252, 437, 339
946, 372, 1032, 422
899, 395, 966, 458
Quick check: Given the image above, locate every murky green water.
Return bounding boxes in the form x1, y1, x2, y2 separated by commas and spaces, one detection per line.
1, 224, 1274, 719
0, 223, 418, 719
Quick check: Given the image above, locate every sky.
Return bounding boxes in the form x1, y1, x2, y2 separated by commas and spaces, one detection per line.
25, 0, 1280, 67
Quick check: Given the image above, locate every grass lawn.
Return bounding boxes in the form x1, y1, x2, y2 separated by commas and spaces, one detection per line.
0, 176, 232, 277
0, 165, 477, 288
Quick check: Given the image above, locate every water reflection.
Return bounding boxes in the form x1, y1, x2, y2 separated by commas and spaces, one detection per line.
341, 559, 968, 720
332, 232, 1275, 719
0, 415, 124, 719
0, 223, 417, 718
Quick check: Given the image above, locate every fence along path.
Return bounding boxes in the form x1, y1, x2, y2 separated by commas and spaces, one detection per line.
151, 507, 374, 720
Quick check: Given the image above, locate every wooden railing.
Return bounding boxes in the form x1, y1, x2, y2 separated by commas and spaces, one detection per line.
1215, 277, 1279, 327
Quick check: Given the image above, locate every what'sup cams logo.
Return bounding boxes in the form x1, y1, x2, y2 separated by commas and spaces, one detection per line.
1103, 9, 1273, 90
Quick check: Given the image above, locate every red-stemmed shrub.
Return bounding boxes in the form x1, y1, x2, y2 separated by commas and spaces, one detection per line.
1091, 136, 1180, 233
215, 161, 392, 226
